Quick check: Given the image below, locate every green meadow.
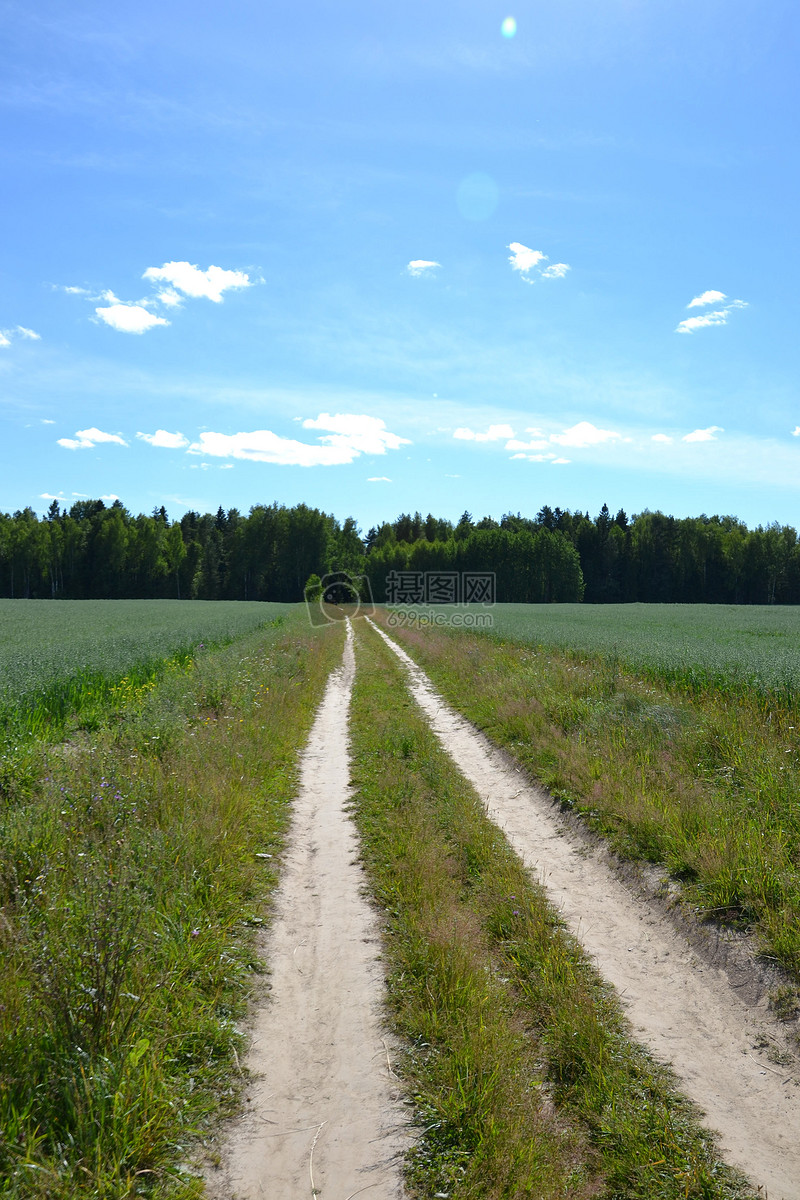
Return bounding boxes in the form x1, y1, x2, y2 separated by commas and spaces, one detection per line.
0, 600, 292, 742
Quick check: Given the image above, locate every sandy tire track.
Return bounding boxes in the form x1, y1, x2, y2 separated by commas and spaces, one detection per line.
368, 617, 800, 1200
207, 620, 408, 1200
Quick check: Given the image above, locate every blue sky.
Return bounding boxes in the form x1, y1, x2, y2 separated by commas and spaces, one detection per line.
2, 0, 799, 531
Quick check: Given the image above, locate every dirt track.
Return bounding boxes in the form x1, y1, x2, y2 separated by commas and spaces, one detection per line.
208, 623, 407, 1199
212, 618, 800, 1199
369, 617, 800, 1200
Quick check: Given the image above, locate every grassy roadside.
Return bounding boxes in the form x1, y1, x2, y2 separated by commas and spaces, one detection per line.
0, 611, 342, 1198
348, 617, 754, 1200
372, 611, 800, 990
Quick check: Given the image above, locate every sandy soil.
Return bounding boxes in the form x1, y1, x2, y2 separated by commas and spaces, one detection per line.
368, 617, 800, 1200
207, 621, 408, 1200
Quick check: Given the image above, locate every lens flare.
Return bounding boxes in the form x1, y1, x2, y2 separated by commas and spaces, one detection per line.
501, 16, 517, 38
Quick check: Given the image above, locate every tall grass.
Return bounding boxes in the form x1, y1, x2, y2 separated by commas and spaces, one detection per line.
348, 618, 754, 1200
0, 611, 342, 1198
373, 611, 800, 985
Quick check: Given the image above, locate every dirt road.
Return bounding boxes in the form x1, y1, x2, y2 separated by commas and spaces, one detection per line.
208, 622, 407, 1199
368, 617, 800, 1200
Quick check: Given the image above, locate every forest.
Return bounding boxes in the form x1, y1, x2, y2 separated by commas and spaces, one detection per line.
1, 497, 800, 604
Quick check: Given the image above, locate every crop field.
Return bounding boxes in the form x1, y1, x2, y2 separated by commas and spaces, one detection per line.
0, 599, 293, 740
396, 602, 800, 697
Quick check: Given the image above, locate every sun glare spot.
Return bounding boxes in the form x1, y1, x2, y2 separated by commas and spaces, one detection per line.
501, 16, 517, 38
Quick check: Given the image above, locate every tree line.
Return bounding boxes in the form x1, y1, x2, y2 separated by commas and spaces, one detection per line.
1, 498, 799, 604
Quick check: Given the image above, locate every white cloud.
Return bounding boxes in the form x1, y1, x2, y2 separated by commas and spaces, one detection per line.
190, 413, 409, 468
550, 421, 621, 448
41, 419, 56, 425
510, 451, 557, 462
367, 476, 392, 482
542, 263, 570, 279
551, 457, 570, 464
676, 310, 729, 333
155, 288, 184, 308
508, 243, 570, 282
676, 298, 747, 333
1, 324, 41, 346
508, 242, 547, 274
407, 260, 440, 277
100, 494, 121, 503
688, 289, 726, 308
136, 429, 190, 449
142, 261, 251, 303
453, 423, 515, 442
62, 285, 91, 295
683, 426, 724, 443
40, 492, 66, 501
792, 427, 800, 438
95, 303, 170, 334
302, 412, 411, 455
651, 433, 673, 443
57, 427, 128, 450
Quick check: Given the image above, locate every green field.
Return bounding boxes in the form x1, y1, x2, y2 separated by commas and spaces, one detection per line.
399, 603, 800, 696
0, 599, 294, 739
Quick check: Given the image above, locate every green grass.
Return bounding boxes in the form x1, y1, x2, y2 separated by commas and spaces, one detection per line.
395, 603, 800, 701
349, 618, 754, 1200
374, 610, 800, 982
0, 609, 342, 1198
0, 599, 294, 743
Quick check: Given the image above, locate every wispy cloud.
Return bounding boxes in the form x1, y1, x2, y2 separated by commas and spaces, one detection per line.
688, 289, 727, 308
508, 242, 570, 283
652, 433, 673, 443
189, 413, 410, 467
0, 324, 41, 346
136, 429, 190, 449
57, 426, 128, 450
406, 259, 440, 277
142, 261, 252, 303
792, 427, 800, 438
683, 426, 724, 443
676, 296, 747, 333
453, 423, 515, 442
509, 450, 558, 462
367, 476, 392, 482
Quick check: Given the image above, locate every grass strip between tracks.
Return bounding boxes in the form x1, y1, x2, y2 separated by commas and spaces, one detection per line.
0, 613, 342, 1199
349, 617, 755, 1200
